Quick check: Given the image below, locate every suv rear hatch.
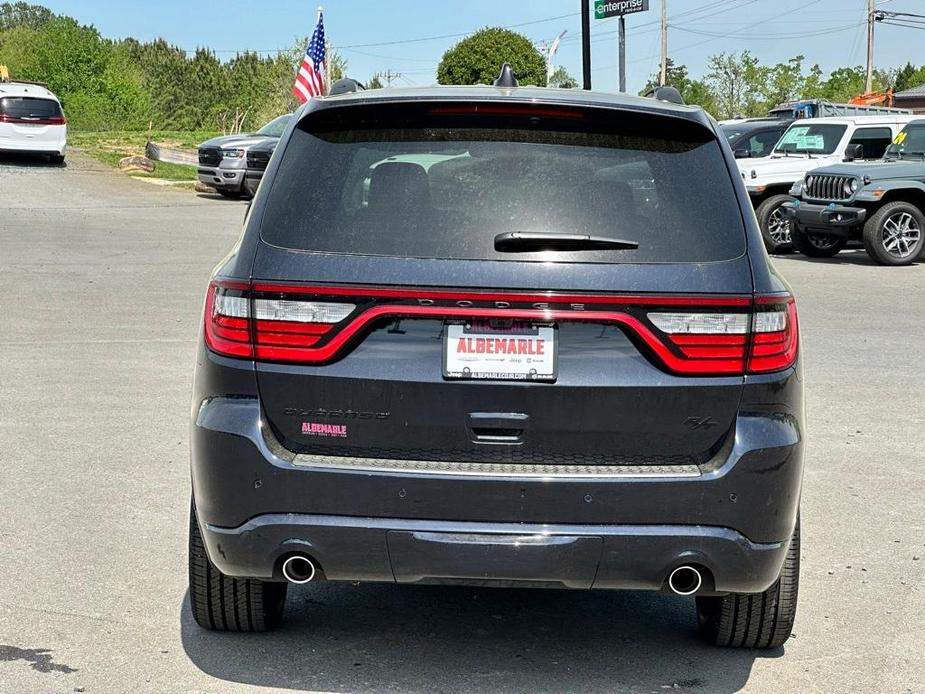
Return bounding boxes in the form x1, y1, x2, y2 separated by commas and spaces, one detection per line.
227, 99, 773, 468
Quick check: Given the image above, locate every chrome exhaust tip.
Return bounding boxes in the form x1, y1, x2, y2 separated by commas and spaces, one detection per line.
281, 555, 316, 584
667, 565, 703, 596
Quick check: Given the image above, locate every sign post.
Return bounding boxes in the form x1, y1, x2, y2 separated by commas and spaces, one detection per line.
594, 0, 650, 92
582, 0, 592, 90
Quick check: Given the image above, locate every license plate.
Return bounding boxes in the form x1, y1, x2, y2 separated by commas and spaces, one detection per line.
443, 321, 557, 382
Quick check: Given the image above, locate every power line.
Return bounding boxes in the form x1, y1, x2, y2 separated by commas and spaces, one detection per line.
175, 10, 581, 55
672, 21, 866, 40
336, 11, 579, 49
594, 0, 826, 73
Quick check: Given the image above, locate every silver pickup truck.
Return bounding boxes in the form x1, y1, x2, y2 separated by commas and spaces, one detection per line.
198, 114, 291, 198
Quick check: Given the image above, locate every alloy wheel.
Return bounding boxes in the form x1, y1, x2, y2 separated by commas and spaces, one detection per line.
881, 211, 922, 259
767, 207, 792, 244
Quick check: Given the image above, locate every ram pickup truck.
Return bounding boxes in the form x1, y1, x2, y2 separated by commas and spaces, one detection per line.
739, 115, 916, 254
782, 119, 925, 265
198, 114, 291, 198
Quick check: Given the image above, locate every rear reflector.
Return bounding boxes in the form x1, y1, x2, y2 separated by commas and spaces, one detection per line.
203, 281, 798, 375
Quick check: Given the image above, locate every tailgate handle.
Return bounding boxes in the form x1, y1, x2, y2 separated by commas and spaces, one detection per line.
467, 412, 529, 444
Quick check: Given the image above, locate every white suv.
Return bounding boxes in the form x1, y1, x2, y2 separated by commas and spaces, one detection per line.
739, 114, 916, 253
0, 81, 67, 164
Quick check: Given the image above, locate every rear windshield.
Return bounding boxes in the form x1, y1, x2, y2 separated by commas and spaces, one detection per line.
261, 103, 746, 264
0, 96, 62, 119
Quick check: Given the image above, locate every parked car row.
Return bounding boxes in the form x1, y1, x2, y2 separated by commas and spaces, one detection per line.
783, 118, 925, 265
739, 114, 916, 255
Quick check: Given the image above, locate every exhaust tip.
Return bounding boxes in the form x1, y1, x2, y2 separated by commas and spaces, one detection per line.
281, 555, 316, 584
667, 565, 703, 596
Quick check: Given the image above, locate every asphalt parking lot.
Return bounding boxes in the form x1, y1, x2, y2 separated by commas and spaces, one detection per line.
1, 151, 923, 694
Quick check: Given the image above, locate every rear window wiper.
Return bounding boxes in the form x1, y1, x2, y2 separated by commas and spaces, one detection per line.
494, 231, 639, 253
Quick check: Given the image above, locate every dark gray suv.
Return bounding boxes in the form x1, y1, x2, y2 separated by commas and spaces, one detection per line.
189, 82, 804, 648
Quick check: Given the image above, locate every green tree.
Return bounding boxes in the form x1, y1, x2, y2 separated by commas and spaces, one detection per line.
761, 56, 806, 111
705, 51, 767, 119
0, 1, 55, 30
548, 65, 578, 89
367, 73, 385, 89
818, 66, 879, 101
437, 28, 545, 86
328, 50, 347, 84
893, 62, 925, 92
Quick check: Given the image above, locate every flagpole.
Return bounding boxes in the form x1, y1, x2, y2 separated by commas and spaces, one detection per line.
318, 5, 331, 95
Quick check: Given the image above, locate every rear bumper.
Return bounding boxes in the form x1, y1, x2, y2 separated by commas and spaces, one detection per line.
191, 371, 804, 593
200, 513, 789, 594
782, 200, 867, 237
197, 165, 244, 190
0, 140, 66, 155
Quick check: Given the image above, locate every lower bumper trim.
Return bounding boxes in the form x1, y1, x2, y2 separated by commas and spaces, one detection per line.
201, 513, 790, 594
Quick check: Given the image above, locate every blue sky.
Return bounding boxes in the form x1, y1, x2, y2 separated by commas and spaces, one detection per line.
39, 0, 922, 94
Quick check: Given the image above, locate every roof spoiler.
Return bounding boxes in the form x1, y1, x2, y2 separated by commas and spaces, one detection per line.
644, 85, 685, 105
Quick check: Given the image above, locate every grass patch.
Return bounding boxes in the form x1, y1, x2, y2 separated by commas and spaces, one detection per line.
70, 129, 218, 182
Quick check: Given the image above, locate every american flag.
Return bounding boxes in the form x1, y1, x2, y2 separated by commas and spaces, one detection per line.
292, 12, 326, 103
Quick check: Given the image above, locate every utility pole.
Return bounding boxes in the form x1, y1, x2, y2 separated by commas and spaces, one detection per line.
383, 69, 402, 87
865, 0, 875, 93
581, 0, 591, 90
660, 0, 668, 86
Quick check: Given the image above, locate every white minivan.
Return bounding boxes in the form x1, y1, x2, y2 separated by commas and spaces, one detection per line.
0, 81, 67, 163
738, 114, 916, 253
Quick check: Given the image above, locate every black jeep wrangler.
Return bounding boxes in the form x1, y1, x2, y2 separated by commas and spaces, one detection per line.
784, 119, 925, 265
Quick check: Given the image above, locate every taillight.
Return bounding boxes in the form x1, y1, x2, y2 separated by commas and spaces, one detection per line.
747, 296, 799, 373
204, 282, 252, 357
252, 296, 355, 361
647, 294, 798, 375
0, 114, 66, 125
203, 281, 798, 376
205, 281, 355, 361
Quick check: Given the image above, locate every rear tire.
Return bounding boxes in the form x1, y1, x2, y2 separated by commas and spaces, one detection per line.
791, 228, 847, 258
756, 195, 795, 254
862, 201, 925, 266
217, 189, 243, 199
188, 501, 287, 631
49, 154, 65, 165
696, 516, 800, 649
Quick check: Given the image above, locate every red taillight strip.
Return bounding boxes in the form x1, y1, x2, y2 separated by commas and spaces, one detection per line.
0, 114, 66, 125
204, 281, 797, 376
250, 283, 752, 307
251, 305, 745, 375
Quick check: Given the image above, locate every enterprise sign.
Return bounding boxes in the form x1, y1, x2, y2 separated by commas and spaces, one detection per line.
594, 0, 650, 18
